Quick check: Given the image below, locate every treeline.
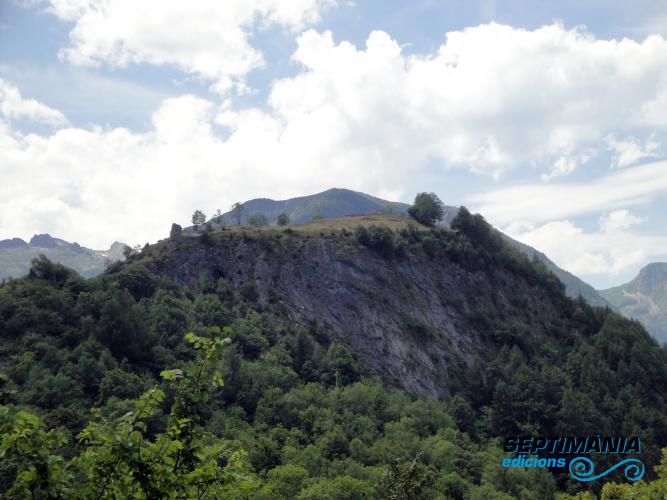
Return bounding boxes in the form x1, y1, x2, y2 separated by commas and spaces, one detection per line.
0, 209, 666, 498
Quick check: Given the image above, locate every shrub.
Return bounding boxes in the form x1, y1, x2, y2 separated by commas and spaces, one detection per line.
277, 213, 290, 226
248, 213, 268, 227
355, 225, 395, 257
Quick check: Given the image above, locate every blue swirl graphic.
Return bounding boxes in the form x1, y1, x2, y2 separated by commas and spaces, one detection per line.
569, 457, 644, 482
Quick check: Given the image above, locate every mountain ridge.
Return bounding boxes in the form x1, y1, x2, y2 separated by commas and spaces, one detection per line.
0, 235, 125, 280
0, 188, 609, 315
205, 188, 609, 308
600, 262, 667, 342
144, 212, 582, 397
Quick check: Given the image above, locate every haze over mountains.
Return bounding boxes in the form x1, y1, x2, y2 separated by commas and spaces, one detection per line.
600, 262, 667, 343
0, 234, 125, 280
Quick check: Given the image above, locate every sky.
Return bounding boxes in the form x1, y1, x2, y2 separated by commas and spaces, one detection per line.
1, 0, 667, 289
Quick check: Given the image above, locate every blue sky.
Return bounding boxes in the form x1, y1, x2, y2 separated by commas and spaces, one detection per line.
1, 0, 667, 289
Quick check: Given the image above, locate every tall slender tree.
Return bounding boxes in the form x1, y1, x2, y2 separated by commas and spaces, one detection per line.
231, 202, 243, 225
191, 210, 206, 231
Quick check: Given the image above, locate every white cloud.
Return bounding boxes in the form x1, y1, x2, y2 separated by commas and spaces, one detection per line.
606, 133, 660, 168
4, 23, 667, 247
267, 23, 667, 178
46, 0, 335, 93
541, 150, 595, 181
0, 89, 404, 248
471, 160, 667, 225
0, 79, 68, 127
505, 210, 667, 277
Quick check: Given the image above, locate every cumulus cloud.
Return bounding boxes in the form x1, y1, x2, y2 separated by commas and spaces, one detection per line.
0, 79, 68, 127
0, 89, 403, 248
606, 134, 660, 168
505, 210, 667, 277
273, 23, 667, 178
4, 23, 667, 247
46, 0, 335, 93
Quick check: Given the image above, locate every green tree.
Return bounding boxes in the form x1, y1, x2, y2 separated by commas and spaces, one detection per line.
0, 409, 70, 498
74, 331, 257, 498
248, 213, 268, 227
408, 192, 445, 226
191, 209, 207, 231
277, 213, 290, 226
377, 453, 432, 500
231, 202, 243, 225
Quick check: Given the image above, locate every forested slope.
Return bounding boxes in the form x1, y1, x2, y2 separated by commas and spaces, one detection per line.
0, 209, 666, 498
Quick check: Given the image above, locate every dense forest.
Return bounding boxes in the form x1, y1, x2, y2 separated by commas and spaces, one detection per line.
1, 209, 667, 498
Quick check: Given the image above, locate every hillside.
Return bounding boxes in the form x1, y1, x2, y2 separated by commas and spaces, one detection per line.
2, 209, 667, 497
218, 188, 412, 225
600, 262, 667, 342
210, 188, 460, 227
203, 188, 609, 309
0, 189, 608, 317
0, 234, 125, 280
156, 213, 575, 397
503, 236, 611, 308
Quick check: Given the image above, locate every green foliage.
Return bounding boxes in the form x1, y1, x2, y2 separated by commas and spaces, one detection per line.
2, 240, 667, 498
247, 213, 268, 227
230, 202, 243, 225
192, 209, 207, 230
355, 225, 396, 257
377, 453, 432, 499
597, 447, 667, 499
1, 332, 258, 498
277, 213, 290, 226
0, 409, 70, 498
407, 192, 445, 226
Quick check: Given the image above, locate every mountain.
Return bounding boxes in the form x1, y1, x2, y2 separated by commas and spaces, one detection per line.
2, 209, 667, 496
156, 212, 613, 397
208, 188, 608, 308
0, 234, 126, 280
600, 262, 667, 343
214, 187, 460, 227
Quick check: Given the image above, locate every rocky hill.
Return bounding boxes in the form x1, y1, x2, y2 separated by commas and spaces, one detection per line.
0, 234, 125, 280
600, 262, 667, 342
204, 188, 608, 308
143, 212, 591, 397
211, 188, 460, 227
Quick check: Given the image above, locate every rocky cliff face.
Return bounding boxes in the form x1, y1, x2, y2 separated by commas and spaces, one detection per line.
600, 262, 667, 342
145, 216, 575, 397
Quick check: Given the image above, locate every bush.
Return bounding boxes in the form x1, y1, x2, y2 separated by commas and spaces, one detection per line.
355, 225, 395, 257
248, 213, 268, 227
277, 213, 290, 226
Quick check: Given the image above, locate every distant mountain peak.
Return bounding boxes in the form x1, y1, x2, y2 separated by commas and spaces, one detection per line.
0, 237, 28, 249
600, 262, 667, 342
29, 233, 57, 248
0, 235, 127, 280
209, 187, 417, 227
